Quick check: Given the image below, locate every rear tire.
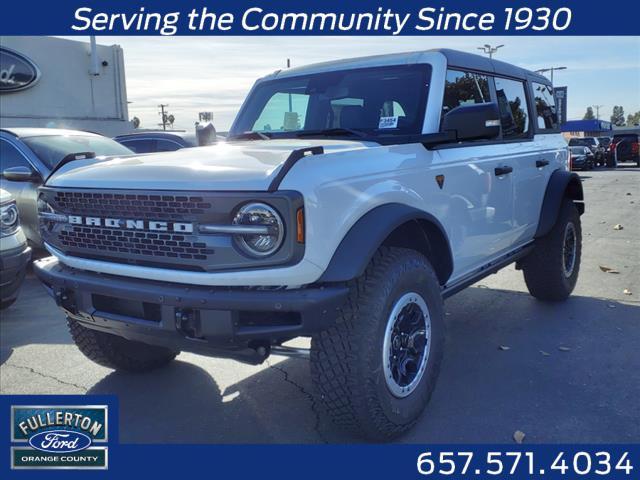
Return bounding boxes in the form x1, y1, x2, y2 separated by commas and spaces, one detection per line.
522, 200, 581, 301
311, 247, 444, 440
68, 318, 178, 372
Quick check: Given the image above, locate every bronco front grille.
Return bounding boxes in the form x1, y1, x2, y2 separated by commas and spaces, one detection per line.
53, 191, 212, 220
59, 226, 214, 260
40, 187, 303, 272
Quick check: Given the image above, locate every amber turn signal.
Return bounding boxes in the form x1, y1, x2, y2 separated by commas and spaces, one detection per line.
296, 208, 305, 243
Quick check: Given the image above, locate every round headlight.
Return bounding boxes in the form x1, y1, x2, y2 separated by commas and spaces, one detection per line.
232, 202, 284, 257
0, 202, 19, 233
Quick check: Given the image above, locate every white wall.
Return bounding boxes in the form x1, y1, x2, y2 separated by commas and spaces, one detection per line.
0, 36, 133, 136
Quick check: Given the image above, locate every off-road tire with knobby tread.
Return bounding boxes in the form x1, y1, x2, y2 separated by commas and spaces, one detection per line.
310, 247, 444, 441
522, 199, 581, 301
68, 318, 178, 372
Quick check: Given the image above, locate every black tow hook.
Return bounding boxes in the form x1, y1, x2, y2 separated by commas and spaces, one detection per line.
55, 289, 77, 314
175, 308, 203, 339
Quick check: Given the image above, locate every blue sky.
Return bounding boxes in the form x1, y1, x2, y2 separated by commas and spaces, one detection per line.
93, 36, 640, 131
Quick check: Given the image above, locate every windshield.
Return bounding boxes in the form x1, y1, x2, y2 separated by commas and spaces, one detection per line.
569, 138, 594, 146
230, 65, 431, 141
22, 135, 133, 169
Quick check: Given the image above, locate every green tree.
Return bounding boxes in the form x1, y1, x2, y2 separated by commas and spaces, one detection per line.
583, 107, 595, 120
627, 110, 640, 126
610, 105, 626, 126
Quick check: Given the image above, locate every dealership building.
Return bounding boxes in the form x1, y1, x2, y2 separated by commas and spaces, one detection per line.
0, 36, 133, 136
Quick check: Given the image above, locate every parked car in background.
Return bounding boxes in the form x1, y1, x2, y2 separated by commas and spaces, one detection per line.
114, 126, 217, 153
611, 133, 640, 166
0, 128, 133, 247
569, 146, 594, 171
0, 189, 31, 309
568, 137, 605, 166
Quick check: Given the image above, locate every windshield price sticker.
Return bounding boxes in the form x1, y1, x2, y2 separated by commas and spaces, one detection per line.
378, 116, 399, 129
417, 450, 635, 477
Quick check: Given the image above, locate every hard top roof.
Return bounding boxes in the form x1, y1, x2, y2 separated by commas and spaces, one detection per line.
264, 48, 549, 84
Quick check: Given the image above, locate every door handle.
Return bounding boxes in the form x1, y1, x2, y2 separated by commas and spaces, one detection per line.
494, 166, 513, 176
536, 159, 550, 168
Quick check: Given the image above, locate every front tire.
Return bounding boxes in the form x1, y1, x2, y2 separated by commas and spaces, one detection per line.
68, 318, 178, 372
311, 247, 444, 440
522, 200, 581, 301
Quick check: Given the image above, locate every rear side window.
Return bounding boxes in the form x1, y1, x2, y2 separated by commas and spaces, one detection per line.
532, 82, 558, 131
156, 139, 183, 152
120, 139, 156, 153
495, 77, 530, 139
442, 69, 490, 119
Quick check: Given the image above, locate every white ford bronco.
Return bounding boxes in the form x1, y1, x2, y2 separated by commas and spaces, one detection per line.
34, 49, 583, 440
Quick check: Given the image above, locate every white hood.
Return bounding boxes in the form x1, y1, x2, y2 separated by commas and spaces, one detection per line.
46, 139, 371, 191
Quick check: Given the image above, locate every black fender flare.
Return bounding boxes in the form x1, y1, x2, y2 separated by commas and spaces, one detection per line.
535, 169, 584, 238
317, 203, 453, 284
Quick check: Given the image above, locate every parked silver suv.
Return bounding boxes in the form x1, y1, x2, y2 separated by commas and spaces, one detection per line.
1, 189, 31, 309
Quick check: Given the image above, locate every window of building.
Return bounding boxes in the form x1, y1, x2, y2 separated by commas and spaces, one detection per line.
532, 82, 558, 131
495, 77, 530, 139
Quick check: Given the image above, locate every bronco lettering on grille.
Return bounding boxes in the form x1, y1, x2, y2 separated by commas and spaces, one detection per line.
67, 215, 194, 233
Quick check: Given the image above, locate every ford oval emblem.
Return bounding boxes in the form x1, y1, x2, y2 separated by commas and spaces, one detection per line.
28, 429, 92, 453
0, 47, 41, 93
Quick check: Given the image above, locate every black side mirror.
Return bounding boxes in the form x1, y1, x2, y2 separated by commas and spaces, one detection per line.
2, 166, 41, 182
442, 102, 501, 142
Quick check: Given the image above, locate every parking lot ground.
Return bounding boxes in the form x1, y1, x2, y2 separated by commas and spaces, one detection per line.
1, 165, 639, 443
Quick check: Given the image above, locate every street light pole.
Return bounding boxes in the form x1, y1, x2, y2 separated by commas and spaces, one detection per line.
477, 44, 504, 59
535, 66, 567, 86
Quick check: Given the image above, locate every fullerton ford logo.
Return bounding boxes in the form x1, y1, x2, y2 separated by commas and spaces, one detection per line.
68, 215, 194, 233
11, 404, 109, 470
0, 47, 41, 93
28, 430, 92, 454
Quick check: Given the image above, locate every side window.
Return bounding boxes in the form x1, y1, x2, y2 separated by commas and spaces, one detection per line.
495, 78, 530, 139
441, 69, 490, 120
0, 139, 30, 171
156, 139, 182, 152
252, 92, 310, 132
532, 82, 558, 131
121, 139, 156, 153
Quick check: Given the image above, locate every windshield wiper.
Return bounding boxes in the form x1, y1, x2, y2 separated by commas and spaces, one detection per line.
295, 128, 368, 139
229, 131, 272, 141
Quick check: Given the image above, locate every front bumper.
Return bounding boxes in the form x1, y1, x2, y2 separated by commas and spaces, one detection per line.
34, 257, 348, 364
0, 244, 31, 304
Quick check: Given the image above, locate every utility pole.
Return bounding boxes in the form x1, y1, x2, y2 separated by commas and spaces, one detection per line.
592, 105, 604, 120
158, 104, 169, 131
286, 59, 292, 112
535, 66, 567, 85
477, 44, 504, 59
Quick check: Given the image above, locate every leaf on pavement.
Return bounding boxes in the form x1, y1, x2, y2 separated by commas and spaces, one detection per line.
558, 346, 571, 352
513, 430, 526, 444
623, 289, 632, 295
540, 350, 551, 356
498, 345, 511, 351
599, 265, 620, 274
613, 224, 624, 230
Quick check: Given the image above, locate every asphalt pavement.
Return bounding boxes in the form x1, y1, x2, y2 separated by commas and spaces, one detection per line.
1, 165, 638, 444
